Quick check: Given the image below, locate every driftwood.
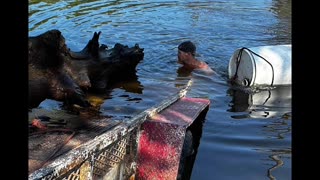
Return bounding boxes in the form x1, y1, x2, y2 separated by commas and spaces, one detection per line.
28, 30, 144, 109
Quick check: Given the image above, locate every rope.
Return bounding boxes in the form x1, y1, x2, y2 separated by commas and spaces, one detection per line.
262, 90, 272, 105
232, 47, 244, 81
232, 47, 275, 86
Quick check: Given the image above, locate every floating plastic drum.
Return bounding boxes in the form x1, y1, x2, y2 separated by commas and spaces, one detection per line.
228, 45, 291, 86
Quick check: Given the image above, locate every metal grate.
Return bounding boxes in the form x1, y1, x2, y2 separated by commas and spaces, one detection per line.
29, 80, 192, 180
55, 134, 132, 180
93, 136, 128, 177
62, 168, 80, 180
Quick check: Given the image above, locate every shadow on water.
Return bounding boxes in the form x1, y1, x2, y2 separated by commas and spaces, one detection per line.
227, 85, 291, 119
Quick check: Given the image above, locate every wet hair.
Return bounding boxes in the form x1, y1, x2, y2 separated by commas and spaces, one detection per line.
178, 41, 196, 56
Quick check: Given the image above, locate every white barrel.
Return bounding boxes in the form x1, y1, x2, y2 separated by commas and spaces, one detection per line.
228, 45, 291, 86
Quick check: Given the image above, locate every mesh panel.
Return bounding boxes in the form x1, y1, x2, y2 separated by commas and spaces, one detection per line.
93, 137, 128, 178
29, 84, 193, 180
62, 168, 80, 180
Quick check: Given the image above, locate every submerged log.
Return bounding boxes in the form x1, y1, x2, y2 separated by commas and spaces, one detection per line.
29, 29, 144, 109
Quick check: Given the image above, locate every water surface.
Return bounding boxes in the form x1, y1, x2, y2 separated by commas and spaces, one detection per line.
29, 0, 291, 179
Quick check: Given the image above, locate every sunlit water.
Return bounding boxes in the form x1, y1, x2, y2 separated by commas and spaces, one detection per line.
29, 0, 291, 179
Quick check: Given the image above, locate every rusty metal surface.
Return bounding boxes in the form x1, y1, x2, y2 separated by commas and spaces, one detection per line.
28, 117, 120, 175
137, 122, 186, 180
136, 97, 210, 180
29, 130, 74, 173
28, 123, 127, 179
150, 97, 210, 126
28, 82, 195, 179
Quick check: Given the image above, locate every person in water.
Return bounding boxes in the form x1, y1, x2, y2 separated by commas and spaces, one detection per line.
177, 41, 215, 74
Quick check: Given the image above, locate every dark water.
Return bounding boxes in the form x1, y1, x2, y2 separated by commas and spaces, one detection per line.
29, 0, 291, 179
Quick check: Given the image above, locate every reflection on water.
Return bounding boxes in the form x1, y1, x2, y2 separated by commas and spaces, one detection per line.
108, 74, 144, 94
256, 148, 291, 180
175, 67, 193, 88
177, 66, 193, 78
227, 84, 291, 179
29, 0, 291, 179
263, 112, 291, 180
228, 85, 291, 119
267, 149, 291, 180
269, 0, 291, 44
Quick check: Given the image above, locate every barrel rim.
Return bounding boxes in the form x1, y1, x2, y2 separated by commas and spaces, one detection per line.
243, 48, 256, 86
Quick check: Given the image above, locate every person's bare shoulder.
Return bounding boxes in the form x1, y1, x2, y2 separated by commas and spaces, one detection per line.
202, 66, 216, 75
194, 65, 216, 75
200, 62, 216, 75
